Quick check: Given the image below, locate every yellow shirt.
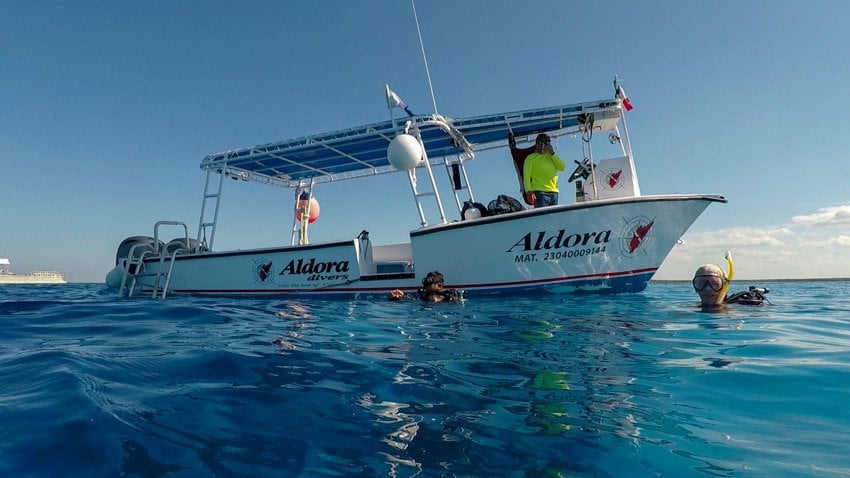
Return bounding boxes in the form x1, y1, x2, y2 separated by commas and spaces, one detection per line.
523, 152, 565, 193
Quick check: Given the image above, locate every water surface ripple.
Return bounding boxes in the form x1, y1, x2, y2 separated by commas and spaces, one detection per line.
1, 282, 848, 476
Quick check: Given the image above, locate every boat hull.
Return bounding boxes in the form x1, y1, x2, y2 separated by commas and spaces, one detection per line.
410, 194, 718, 295
106, 194, 723, 298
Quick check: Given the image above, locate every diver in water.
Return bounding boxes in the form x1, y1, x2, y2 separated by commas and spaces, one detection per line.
692, 252, 770, 308
418, 271, 461, 302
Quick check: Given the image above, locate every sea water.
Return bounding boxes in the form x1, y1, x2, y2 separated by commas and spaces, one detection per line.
1, 281, 849, 477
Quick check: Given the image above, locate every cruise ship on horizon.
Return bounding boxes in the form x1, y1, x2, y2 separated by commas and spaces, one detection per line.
0, 257, 66, 284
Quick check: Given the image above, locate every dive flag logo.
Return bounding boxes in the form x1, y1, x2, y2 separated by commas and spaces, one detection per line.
607, 169, 623, 188
253, 259, 274, 283
629, 221, 654, 253
619, 216, 654, 256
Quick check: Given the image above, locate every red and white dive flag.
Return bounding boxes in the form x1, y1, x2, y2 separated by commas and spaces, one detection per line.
615, 85, 634, 111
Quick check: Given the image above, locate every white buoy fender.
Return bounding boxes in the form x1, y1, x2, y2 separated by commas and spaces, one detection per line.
463, 208, 482, 220
387, 134, 423, 171
105, 265, 125, 288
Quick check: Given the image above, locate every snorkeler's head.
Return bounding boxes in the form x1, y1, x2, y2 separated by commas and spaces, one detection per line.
692, 264, 727, 305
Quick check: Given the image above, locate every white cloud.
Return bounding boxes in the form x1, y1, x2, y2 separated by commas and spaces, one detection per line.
657, 214, 850, 279
826, 235, 850, 247
791, 205, 850, 227
800, 235, 850, 248
678, 226, 792, 249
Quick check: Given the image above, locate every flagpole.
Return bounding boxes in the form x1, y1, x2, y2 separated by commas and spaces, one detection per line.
621, 107, 634, 159
614, 76, 640, 195
613, 76, 634, 160
385, 84, 397, 128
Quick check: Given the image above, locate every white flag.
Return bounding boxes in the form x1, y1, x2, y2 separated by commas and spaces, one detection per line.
385, 84, 414, 116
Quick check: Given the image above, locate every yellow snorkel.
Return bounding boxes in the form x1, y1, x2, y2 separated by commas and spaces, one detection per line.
718, 251, 734, 300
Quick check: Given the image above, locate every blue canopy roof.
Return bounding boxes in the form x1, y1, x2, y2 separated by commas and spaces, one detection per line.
200, 98, 622, 188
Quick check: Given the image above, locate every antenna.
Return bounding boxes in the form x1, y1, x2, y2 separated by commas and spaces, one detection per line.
611, 21, 620, 75
411, 0, 439, 115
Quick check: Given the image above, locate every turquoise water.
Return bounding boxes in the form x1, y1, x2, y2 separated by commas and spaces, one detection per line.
1, 281, 849, 477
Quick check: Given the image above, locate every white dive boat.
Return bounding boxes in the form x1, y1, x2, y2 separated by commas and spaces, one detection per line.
106, 81, 725, 298
0, 258, 66, 284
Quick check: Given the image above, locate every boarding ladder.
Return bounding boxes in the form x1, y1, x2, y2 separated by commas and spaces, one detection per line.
149, 221, 190, 298
405, 126, 475, 227
196, 167, 226, 251
118, 221, 190, 299
407, 156, 445, 227
118, 247, 155, 298
442, 154, 476, 217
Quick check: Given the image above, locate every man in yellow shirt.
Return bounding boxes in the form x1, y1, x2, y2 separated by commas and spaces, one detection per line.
523, 133, 565, 207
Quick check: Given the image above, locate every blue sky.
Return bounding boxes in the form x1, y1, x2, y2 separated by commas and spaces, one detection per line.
2, 0, 849, 282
